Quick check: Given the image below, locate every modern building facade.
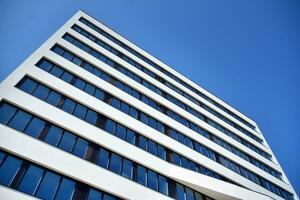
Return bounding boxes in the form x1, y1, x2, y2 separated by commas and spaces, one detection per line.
0, 10, 298, 200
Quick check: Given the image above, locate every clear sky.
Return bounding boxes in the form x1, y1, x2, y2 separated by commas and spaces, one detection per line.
1, 0, 299, 196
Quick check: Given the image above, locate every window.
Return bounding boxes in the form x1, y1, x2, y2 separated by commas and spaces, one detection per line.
46, 91, 62, 106
73, 104, 87, 120
129, 107, 138, 119
136, 165, 146, 186
126, 130, 136, 145
50, 66, 64, 77
120, 102, 130, 114
111, 98, 120, 109
61, 99, 76, 114
0, 103, 17, 124
121, 159, 133, 179
157, 145, 166, 160
185, 188, 195, 200
138, 135, 147, 151
0, 156, 22, 186
115, 124, 126, 140
181, 157, 189, 168
140, 113, 148, 124
176, 183, 185, 200
58, 131, 76, 152
172, 153, 181, 166
103, 194, 116, 200
8, 110, 32, 131
158, 175, 168, 195
94, 89, 105, 100
109, 153, 122, 174
84, 83, 96, 95
24, 117, 46, 138
18, 165, 44, 195
44, 125, 63, 146
61, 71, 73, 83
52, 45, 64, 55
85, 143, 99, 162
54, 178, 75, 200
85, 110, 97, 125
36, 171, 60, 200
74, 78, 86, 90
73, 138, 88, 158
148, 140, 157, 156
105, 119, 116, 134
148, 117, 156, 129
18, 77, 37, 93
88, 189, 102, 200
147, 170, 158, 191
97, 148, 110, 168
37, 59, 53, 71
73, 184, 89, 200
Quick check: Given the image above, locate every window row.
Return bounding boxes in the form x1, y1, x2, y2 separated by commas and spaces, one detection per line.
14, 77, 292, 200
78, 17, 256, 131
0, 102, 213, 200
59, 34, 269, 161
71, 24, 261, 144
36, 57, 280, 180
12, 75, 227, 183
50, 43, 276, 175
0, 150, 120, 200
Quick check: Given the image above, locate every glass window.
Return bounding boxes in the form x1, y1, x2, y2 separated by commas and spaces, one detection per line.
54, 178, 75, 200
94, 89, 105, 100
88, 189, 102, 200
50, 66, 64, 77
58, 131, 76, 152
186, 187, 195, 200
0, 152, 5, 165
105, 119, 116, 134
148, 140, 157, 156
37, 59, 53, 71
73, 104, 87, 120
36, 171, 61, 200
121, 159, 133, 179
126, 130, 136, 145
46, 91, 62, 106
74, 78, 86, 90
178, 134, 186, 145
158, 175, 168, 195
18, 165, 44, 195
109, 153, 122, 174
176, 183, 185, 200
198, 166, 207, 175
138, 135, 147, 151
172, 153, 181, 166
149, 117, 157, 130
63, 51, 74, 61
61, 99, 76, 113
169, 129, 178, 140
85, 143, 99, 162
73, 184, 89, 200
18, 77, 38, 93
111, 98, 121, 109
73, 138, 88, 158
147, 170, 158, 191
0, 103, 17, 125
95, 114, 106, 129
136, 165, 146, 186
24, 117, 46, 138
129, 107, 138, 119
52, 45, 64, 55
140, 113, 148, 124
103, 194, 116, 200
97, 148, 110, 168
156, 121, 165, 133
84, 83, 96, 95
84, 63, 94, 73
85, 110, 97, 125
72, 57, 83, 66
115, 124, 126, 140
61, 71, 73, 83
32, 84, 50, 100
0, 156, 22, 186
157, 145, 167, 160
8, 110, 32, 131
44, 125, 63, 146
195, 193, 204, 200
120, 102, 130, 114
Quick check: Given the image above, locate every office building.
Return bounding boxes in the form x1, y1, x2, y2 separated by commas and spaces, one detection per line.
0, 10, 298, 200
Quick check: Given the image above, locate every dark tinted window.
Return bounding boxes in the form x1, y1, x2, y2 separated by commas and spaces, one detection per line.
58, 132, 76, 152
8, 110, 31, 131
121, 159, 133, 179
24, 117, 46, 138
54, 178, 75, 200
44, 126, 63, 146
137, 165, 146, 186
147, 170, 158, 191
0, 156, 22, 186
36, 171, 61, 200
0, 103, 17, 124
18, 165, 44, 195
109, 153, 122, 174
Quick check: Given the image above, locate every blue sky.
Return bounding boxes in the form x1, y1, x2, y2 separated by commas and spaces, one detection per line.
1, 0, 299, 196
